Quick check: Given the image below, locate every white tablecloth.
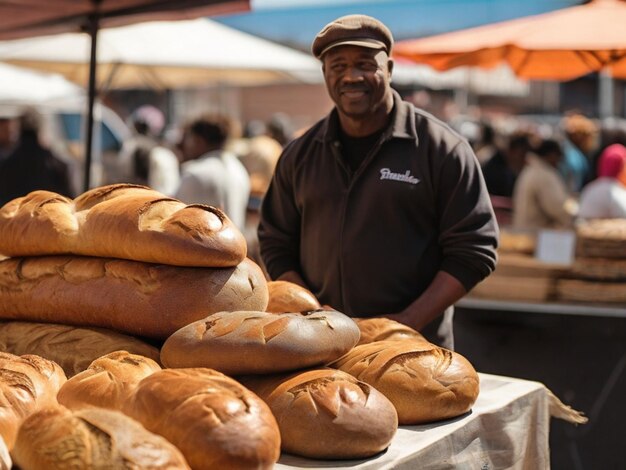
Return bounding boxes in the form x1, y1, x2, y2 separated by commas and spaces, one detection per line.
275, 373, 553, 470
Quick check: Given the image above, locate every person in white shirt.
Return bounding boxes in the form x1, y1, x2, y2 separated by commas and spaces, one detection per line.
578, 143, 626, 220
175, 114, 250, 229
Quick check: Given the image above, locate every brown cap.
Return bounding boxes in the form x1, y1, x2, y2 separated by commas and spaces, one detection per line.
312, 14, 394, 59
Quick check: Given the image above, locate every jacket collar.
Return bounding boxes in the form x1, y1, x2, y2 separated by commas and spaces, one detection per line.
316, 89, 417, 144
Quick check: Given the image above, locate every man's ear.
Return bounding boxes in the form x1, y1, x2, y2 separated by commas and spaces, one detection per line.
387, 58, 394, 77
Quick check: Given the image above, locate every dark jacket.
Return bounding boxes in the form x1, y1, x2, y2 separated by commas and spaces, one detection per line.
0, 134, 73, 206
259, 92, 498, 317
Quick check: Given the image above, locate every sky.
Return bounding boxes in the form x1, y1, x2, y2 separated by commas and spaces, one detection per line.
217, 0, 581, 50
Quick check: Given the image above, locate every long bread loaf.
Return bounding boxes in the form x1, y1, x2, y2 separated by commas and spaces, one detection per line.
0, 256, 268, 339
161, 309, 360, 375
0, 321, 160, 377
0, 184, 246, 267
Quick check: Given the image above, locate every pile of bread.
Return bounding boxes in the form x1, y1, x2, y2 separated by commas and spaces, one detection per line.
0, 184, 480, 469
554, 219, 626, 303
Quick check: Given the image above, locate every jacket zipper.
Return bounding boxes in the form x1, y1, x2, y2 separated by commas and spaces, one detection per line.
335, 135, 387, 315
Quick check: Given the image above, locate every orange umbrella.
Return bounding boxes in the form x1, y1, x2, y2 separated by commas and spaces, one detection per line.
394, 0, 626, 81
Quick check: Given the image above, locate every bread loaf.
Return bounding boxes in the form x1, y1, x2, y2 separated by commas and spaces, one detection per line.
57, 351, 161, 411
330, 340, 479, 424
161, 309, 360, 375
13, 406, 190, 469
266, 280, 321, 313
0, 255, 268, 339
355, 317, 427, 345
0, 353, 66, 448
0, 184, 246, 267
242, 368, 397, 459
123, 368, 281, 470
0, 437, 9, 470
0, 321, 160, 377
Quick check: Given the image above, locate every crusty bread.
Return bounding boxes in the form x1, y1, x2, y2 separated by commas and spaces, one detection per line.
0, 184, 246, 267
330, 340, 479, 424
58, 351, 161, 411
266, 280, 321, 313
0, 436, 9, 470
355, 317, 428, 345
0, 321, 160, 377
161, 309, 360, 375
242, 368, 397, 459
123, 368, 281, 470
12, 406, 190, 469
0, 255, 268, 339
0, 353, 66, 448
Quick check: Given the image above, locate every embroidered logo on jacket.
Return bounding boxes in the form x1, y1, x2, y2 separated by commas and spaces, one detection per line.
379, 168, 420, 185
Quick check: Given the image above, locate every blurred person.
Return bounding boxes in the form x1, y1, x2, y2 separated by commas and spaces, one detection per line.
239, 134, 283, 267
512, 139, 577, 230
0, 108, 73, 206
578, 144, 626, 220
0, 117, 16, 162
116, 105, 179, 196
560, 114, 598, 193
474, 122, 499, 165
258, 15, 498, 349
175, 113, 250, 229
266, 112, 294, 147
481, 133, 530, 198
243, 119, 267, 139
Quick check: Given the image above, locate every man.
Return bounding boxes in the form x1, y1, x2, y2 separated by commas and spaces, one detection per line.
481, 133, 530, 198
0, 108, 73, 206
174, 113, 250, 229
258, 15, 498, 348
513, 139, 577, 230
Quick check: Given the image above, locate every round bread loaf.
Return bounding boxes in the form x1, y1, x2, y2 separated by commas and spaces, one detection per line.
330, 340, 479, 424
242, 368, 397, 459
123, 368, 281, 470
266, 280, 321, 313
12, 406, 190, 469
355, 317, 428, 345
0, 436, 9, 470
0, 184, 246, 267
0, 321, 160, 377
57, 351, 161, 411
0, 256, 268, 339
160, 309, 360, 375
0, 353, 67, 449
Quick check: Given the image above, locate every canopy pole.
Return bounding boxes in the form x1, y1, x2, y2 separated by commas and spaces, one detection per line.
83, 11, 99, 192
599, 66, 614, 120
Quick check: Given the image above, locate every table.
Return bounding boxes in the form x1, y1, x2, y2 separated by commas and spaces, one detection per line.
457, 297, 626, 319
276, 373, 558, 470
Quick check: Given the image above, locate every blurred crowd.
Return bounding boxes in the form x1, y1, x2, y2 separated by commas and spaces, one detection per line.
460, 112, 626, 230
2, 104, 626, 263
0, 105, 293, 268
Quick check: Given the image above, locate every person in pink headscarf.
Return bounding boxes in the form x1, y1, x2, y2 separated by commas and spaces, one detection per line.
578, 144, 626, 219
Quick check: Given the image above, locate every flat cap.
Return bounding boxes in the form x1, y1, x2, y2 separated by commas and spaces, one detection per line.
312, 14, 394, 59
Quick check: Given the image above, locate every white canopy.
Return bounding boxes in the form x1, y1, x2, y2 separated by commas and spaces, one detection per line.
0, 18, 322, 89
0, 62, 83, 107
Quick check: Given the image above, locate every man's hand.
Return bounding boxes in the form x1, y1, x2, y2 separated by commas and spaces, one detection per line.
276, 270, 309, 289
382, 271, 466, 331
